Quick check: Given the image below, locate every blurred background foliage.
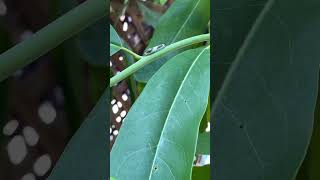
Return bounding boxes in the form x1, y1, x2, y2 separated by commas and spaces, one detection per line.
0, 0, 106, 179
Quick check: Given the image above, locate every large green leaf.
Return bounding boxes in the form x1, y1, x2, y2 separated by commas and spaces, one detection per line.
212, 0, 267, 99
296, 74, 320, 180
213, 0, 320, 179
110, 25, 122, 56
192, 165, 210, 180
48, 90, 108, 180
135, 0, 210, 82
77, 17, 107, 66
111, 47, 210, 179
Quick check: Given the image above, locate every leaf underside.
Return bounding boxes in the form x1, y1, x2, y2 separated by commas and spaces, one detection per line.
111, 47, 210, 180
134, 0, 210, 83
110, 25, 123, 56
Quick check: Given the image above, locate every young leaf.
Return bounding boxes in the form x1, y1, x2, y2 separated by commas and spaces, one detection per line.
48, 90, 108, 180
213, 0, 320, 179
192, 165, 210, 180
138, 2, 162, 28
196, 132, 210, 155
77, 17, 107, 66
135, 0, 210, 82
110, 25, 123, 56
111, 47, 210, 179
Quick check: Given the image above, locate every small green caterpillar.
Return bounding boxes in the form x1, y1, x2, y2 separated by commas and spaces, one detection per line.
143, 44, 166, 56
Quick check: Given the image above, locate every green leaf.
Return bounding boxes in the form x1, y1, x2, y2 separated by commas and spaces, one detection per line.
212, 0, 267, 99
110, 177, 117, 180
196, 132, 210, 155
138, 2, 162, 28
48, 90, 108, 180
110, 25, 122, 56
135, 0, 210, 82
77, 17, 107, 66
296, 74, 320, 180
192, 165, 210, 180
213, 0, 320, 179
111, 47, 210, 179
199, 98, 210, 133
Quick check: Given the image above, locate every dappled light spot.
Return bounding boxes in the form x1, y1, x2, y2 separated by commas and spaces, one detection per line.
111, 99, 116, 105
112, 104, 119, 114
120, 15, 126, 22
0, 0, 7, 16
123, 22, 129, 32
21, 173, 35, 180
122, 94, 128, 101
38, 101, 56, 124
8, 135, 27, 165
23, 126, 39, 146
113, 130, 119, 136
3, 120, 19, 136
33, 154, 52, 176
116, 116, 122, 123
205, 122, 210, 132
119, 56, 124, 61
120, 110, 127, 118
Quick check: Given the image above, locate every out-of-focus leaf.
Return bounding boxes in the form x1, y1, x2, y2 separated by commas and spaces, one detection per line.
212, 0, 267, 100
48, 90, 108, 180
110, 25, 122, 56
135, 0, 210, 82
111, 47, 210, 179
296, 73, 320, 180
196, 132, 210, 155
138, 2, 162, 28
213, 0, 320, 179
192, 165, 210, 180
77, 17, 107, 66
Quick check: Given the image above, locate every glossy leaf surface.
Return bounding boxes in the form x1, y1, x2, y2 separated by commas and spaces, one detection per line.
111, 47, 210, 179
48, 90, 108, 180
110, 25, 122, 56
135, 0, 210, 82
213, 0, 320, 179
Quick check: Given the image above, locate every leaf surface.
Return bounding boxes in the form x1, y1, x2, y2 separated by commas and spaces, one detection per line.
135, 0, 210, 82
110, 25, 122, 56
77, 17, 107, 66
111, 47, 210, 179
296, 74, 320, 180
192, 165, 210, 180
212, 0, 267, 99
48, 90, 108, 180
196, 132, 210, 155
213, 0, 320, 179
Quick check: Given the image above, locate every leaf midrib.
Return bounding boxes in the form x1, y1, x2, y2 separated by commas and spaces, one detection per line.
148, 47, 209, 180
